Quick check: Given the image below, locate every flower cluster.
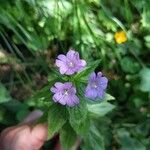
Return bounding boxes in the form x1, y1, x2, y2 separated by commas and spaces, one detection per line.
50, 49, 108, 107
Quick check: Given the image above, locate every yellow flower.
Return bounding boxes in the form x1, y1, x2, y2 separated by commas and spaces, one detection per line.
114, 31, 127, 44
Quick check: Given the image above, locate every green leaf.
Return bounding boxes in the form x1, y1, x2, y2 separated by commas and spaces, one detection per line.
141, 2, 150, 28
68, 98, 90, 135
0, 106, 16, 125
73, 59, 101, 82
103, 93, 115, 101
117, 128, 146, 150
75, 82, 86, 96
139, 68, 150, 92
2, 100, 27, 113
87, 101, 115, 117
82, 125, 105, 150
16, 109, 30, 122
98, 9, 117, 32
47, 104, 67, 139
0, 106, 6, 123
2, 100, 29, 123
144, 35, 150, 48
36, 111, 48, 124
1, 101, 29, 125
124, 0, 133, 23
26, 82, 55, 108
0, 83, 11, 103
60, 123, 77, 150
120, 57, 140, 74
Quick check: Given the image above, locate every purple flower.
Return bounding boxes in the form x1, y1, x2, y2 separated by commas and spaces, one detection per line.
50, 82, 79, 107
85, 72, 108, 100
55, 49, 86, 75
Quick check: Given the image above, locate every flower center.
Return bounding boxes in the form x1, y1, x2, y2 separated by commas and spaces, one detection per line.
68, 62, 74, 67
64, 89, 69, 95
91, 82, 98, 88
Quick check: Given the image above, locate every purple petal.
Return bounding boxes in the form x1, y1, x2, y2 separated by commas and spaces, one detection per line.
59, 64, 68, 74
54, 82, 64, 89
74, 51, 80, 60
53, 92, 63, 102
89, 72, 96, 82
56, 59, 68, 74
57, 95, 67, 105
64, 82, 72, 89
66, 50, 76, 59
50, 87, 58, 93
66, 95, 79, 107
55, 59, 63, 67
97, 89, 105, 99
99, 77, 108, 89
76, 60, 86, 72
69, 87, 76, 95
65, 97, 74, 106
66, 68, 75, 75
80, 60, 86, 67
97, 72, 102, 77
85, 84, 91, 91
85, 88, 97, 99
52, 95, 58, 102
58, 54, 67, 62
72, 95, 79, 104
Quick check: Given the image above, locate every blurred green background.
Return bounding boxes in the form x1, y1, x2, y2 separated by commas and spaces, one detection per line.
0, 0, 149, 149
